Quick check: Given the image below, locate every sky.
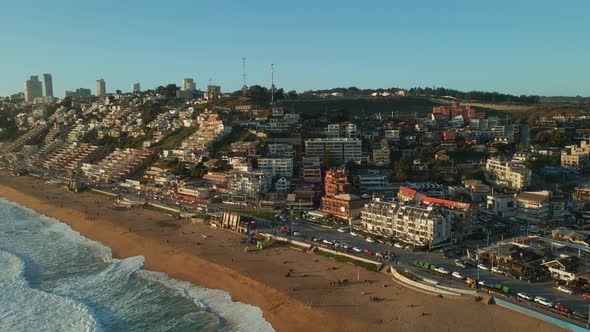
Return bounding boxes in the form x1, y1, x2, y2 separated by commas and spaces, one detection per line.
1, 0, 589, 97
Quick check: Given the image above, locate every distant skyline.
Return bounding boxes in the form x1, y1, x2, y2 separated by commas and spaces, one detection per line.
1, 0, 589, 97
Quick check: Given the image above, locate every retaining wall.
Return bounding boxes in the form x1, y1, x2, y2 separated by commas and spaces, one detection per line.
90, 189, 117, 197
315, 246, 382, 267
148, 202, 181, 213
389, 267, 461, 296
260, 233, 312, 250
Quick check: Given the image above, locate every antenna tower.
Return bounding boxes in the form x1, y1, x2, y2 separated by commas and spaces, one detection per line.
271, 64, 275, 104
241, 57, 248, 96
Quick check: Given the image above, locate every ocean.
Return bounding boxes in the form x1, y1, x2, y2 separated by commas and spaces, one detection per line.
0, 198, 274, 332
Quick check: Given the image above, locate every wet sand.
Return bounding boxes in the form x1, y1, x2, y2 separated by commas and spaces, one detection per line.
0, 171, 564, 332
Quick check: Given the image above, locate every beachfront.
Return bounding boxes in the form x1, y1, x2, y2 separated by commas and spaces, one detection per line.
0, 171, 564, 332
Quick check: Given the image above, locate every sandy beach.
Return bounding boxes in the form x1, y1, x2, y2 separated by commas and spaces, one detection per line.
0, 171, 564, 332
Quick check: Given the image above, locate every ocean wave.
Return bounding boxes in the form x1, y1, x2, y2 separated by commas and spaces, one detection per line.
0, 198, 274, 331
139, 270, 275, 332
0, 250, 101, 332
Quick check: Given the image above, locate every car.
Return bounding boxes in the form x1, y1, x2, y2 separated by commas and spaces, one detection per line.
478, 280, 493, 288
350, 231, 359, 237
516, 292, 532, 301
452, 272, 465, 280
491, 267, 506, 275
352, 247, 362, 253
394, 243, 404, 249
554, 303, 573, 314
337, 227, 347, 233
477, 264, 489, 271
365, 237, 375, 243
375, 252, 384, 258
363, 249, 374, 255
376, 239, 385, 244
534, 296, 554, 308
557, 285, 574, 295
322, 239, 334, 245
464, 260, 477, 267
454, 259, 466, 269
582, 293, 590, 301
435, 267, 450, 275
312, 237, 323, 243
293, 231, 306, 238
404, 245, 413, 251
291, 221, 299, 226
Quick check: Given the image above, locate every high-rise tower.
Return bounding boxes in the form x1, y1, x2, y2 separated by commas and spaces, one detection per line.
43, 73, 53, 97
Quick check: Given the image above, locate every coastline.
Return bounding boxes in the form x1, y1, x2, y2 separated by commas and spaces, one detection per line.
0, 171, 564, 332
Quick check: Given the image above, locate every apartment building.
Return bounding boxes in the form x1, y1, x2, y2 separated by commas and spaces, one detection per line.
223, 171, 271, 205
324, 166, 350, 197
302, 156, 322, 183
485, 157, 532, 190
304, 137, 362, 164
514, 191, 551, 224
561, 140, 590, 170
371, 139, 390, 166
257, 158, 293, 177
321, 194, 368, 220
82, 148, 156, 183
268, 143, 295, 158
40, 142, 102, 174
181, 112, 228, 152
360, 199, 451, 247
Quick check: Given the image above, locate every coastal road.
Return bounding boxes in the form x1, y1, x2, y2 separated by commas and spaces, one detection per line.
278, 219, 590, 315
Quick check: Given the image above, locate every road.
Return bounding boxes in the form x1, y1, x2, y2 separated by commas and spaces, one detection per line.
278, 218, 590, 316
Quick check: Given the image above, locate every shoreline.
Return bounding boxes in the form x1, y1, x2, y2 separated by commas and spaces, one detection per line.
0, 172, 564, 332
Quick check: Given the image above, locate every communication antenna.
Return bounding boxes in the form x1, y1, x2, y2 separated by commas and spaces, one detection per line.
271, 63, 275, 104
242, 57, 248, 96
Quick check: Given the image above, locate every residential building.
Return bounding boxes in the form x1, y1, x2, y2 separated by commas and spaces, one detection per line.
223, 170, 271, 205
486, 194, 516, 218
344, 123, 358, 138
302, 156, 322, 183
514, 191, 551, 224
360, 199, 451, 247
182, 78, 196, 91
24, 76, 43, 102
326, 124, 340, 138
206, 85, 221, 100
96, 79, 106, 96
275, 177, 291, 192
257, 158, 293, 177
354, 174, 394, 197
485, 157, 532, 190
324, 166, 350, 197
132, 83, 141, 93
268, 143, 295, 158
43, 73, 53, 97
81, 148, 156, 183
304, 137, 362, 164
371, 139, 390, 166
321, 194, 368, 219
561, 140, 590, 170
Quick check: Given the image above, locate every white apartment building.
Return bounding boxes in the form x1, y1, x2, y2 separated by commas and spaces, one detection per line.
485, 157, 531, 190
562, 140, 590, 170
304, 137, 362, 164
360, 199, 451, 247
257, 158, 294, 177
268, 143, 295, 158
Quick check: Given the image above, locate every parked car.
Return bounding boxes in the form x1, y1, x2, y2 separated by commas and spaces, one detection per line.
394, 243, 404, 249
291, 221, 299, 226
557, 285, 574, 295
293, 231, 306, 238
376, 238, 385, 244
491, 267, 506, 275
363, 249, 374, 255
464, 260, 477, 267
365, 237, 375, 243
404, 245, 413, 251
435, 267, 450, 275
478, 280, 493, 288
375, 252, 384, 258
554, 303, 572, 314
452, 272, 465, 280
534, 296, 554, 308
477, 264, 489, 271
322, 239, 334, 245
312, 237, 323, 243
582, 293, 590, 301
454, 259, 466, 269
350, 231, 359, 237
337, 227, 347, 233
517, 292, 532, 301
352, 247, 362, 253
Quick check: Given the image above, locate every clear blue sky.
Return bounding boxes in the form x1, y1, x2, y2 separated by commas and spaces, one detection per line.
1, 0, 589, 97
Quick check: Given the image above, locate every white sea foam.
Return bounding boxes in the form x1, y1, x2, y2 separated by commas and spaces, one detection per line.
0, 250, 101, 332
0, 198, 275, 331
